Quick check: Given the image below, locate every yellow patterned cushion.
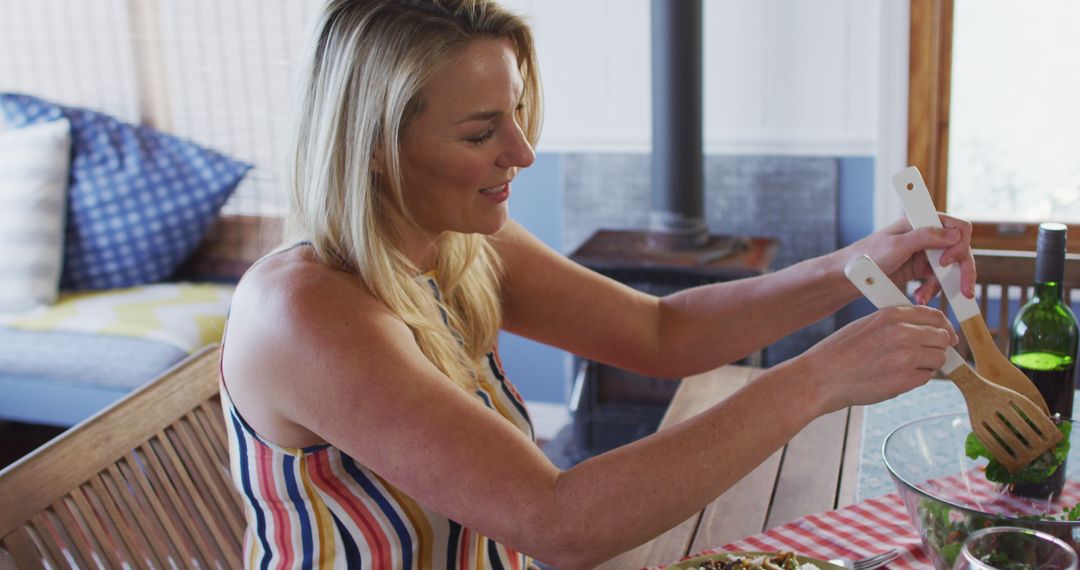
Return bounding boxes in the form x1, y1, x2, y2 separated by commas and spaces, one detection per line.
0, 282, 233, 353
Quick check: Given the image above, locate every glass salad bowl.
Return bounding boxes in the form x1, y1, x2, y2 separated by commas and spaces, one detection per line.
884, 412, 1080, 569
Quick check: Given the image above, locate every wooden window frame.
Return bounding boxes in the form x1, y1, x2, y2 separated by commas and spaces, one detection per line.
908, 0, 1080, 251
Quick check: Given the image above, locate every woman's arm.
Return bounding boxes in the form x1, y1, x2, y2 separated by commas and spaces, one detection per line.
223, 255, 954, 569
494, 217, 973, 378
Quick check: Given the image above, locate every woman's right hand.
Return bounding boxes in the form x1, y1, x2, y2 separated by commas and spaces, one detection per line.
789, 305, 959, 414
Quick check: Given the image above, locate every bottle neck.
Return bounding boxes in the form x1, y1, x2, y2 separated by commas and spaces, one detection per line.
1034, 228, 1066, 302
1034, 280, 1064, 303
1034, 232, 1066, 287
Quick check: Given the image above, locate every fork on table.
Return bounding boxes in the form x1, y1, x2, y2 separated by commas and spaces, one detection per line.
828, 548, 900, 570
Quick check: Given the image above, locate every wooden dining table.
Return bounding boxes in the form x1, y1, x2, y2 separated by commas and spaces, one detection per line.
597, 364, 866, 570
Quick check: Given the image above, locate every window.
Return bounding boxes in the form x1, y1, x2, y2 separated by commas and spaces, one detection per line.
908, 0, 1080, 250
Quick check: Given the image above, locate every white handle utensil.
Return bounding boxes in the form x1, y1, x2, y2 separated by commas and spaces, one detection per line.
844, 254, 1061, 473
891, 166, 1050, 415
891, 166, 979, 320
844, 254, 966, 374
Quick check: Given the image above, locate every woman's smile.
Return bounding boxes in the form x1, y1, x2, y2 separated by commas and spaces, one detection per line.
479, 182, 511, 203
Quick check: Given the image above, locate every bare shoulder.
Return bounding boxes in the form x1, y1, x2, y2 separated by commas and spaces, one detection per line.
222, 246, 407, 447
231, 246, 389, 328
227, 245, 396, 353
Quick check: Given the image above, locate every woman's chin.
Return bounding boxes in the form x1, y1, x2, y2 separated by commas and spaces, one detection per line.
470, 210, 510, 236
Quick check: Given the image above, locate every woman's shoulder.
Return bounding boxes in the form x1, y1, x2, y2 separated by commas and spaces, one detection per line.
229, 245, 391, 341
222, 247, 404, 448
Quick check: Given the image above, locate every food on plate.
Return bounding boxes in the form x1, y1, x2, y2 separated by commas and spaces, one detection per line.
685, 551, 821, 570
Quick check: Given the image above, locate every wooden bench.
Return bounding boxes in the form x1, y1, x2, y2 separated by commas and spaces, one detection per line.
0, 345, 244, 569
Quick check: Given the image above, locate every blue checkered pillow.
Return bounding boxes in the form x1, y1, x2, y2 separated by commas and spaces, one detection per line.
0, 93, 252, 290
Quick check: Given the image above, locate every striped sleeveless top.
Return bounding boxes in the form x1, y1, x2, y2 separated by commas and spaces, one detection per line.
221, 274, 536, 569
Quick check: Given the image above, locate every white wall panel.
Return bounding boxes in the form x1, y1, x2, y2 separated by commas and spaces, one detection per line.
704, 0, 768, 135
848, 0, 881, 136
504, 0, 652, 150
508, 0, 883, 155
763, 0, 849, 133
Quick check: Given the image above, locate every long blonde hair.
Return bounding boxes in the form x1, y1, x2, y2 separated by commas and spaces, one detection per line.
286, 0, 542, 390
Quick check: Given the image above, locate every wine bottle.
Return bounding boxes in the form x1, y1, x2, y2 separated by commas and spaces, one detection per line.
1009, 222, 1078, 500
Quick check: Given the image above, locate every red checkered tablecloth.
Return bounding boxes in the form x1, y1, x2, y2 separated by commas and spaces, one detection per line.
650, 493, 930, 569
652, 475, 1080, 570
920, 471, 1080, 516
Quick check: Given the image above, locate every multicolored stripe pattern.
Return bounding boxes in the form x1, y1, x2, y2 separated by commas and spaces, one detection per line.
222, 277, 536, 569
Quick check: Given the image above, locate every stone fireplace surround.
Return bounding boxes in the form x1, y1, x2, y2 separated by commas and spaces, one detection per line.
563, 153, 840, 366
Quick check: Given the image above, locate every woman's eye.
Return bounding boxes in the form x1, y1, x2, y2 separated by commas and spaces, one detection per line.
465, 128, 496, 145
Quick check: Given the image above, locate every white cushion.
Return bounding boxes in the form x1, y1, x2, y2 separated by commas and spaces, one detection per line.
0, 118, 71, 312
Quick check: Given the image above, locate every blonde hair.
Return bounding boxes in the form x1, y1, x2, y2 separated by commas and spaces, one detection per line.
286, 0, 542, 390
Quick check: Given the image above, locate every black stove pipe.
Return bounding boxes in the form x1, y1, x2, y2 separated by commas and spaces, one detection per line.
649, 0, 708, 249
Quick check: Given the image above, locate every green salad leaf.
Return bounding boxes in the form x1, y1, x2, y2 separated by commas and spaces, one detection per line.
914, 420, 1078, 567
940, 542, 963, 568
965, 420, 1072, 484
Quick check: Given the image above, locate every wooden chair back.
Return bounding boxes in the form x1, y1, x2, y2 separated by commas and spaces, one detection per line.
945, 249, 1080, 360
0, 345, 244, 569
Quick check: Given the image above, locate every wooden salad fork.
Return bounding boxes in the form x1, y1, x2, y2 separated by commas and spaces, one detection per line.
892, 166, 1051, 416
845, 255, 1062, 473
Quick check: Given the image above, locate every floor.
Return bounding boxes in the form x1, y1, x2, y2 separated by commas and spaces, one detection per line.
0, 421, 65, 470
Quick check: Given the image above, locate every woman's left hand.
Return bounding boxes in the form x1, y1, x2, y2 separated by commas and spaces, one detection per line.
841, 214, 975, 305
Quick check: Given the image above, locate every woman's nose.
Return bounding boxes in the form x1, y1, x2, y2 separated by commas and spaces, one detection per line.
496, 123, 535, 169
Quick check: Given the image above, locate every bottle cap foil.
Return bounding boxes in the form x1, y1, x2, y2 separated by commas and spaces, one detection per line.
1036, 222, 1068, 285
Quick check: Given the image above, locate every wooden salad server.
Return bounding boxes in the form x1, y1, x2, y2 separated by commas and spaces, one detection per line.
892, 166, 1051, 416
845, 255, 1062, 473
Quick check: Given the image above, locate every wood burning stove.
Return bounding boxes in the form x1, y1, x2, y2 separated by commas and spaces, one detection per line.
566, 230, 776, 458
558, 1, 779, 460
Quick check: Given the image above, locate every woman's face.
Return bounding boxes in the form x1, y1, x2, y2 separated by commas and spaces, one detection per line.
397, 38, 535, 245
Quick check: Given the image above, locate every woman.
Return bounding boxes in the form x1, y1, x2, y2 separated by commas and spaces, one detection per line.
221, 0, 975, 568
